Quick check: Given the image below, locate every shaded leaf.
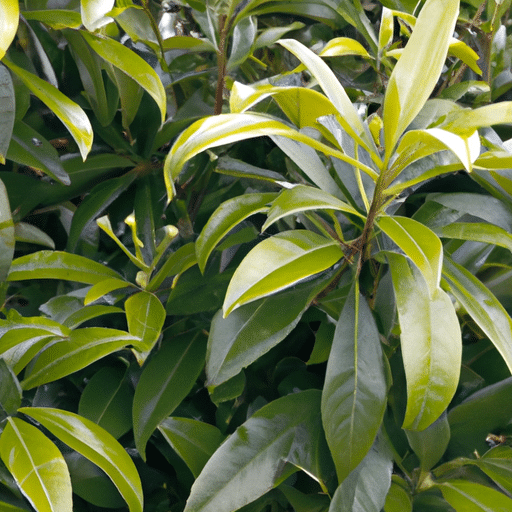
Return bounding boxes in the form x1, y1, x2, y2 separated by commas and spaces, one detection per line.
321, 281, 388, 483
20, 407, 143, 512
0, 178, 14, 281
223, 230, 343, 316
0, 63, 15, 164
14, 222, 55, 249
159, 417, 225, 478
22, 10, 82, 29
133, 330, 207, 460
0, 417, 72, 512
0, 359, 22, 418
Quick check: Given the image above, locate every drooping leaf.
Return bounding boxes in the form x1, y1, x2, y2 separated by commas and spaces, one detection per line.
133, 330, 207, 460
183, 390, 333, 512
378, 215, 442, 296
0, 63, 15, 164
81, 31, 166, 123
436, 480, 512, 509
21, 327, 139, 389
321, 281, 388, 483
14, 222, 55, 249
223, 230, 344, 316
2, 59, 93, 161
78, 365, 134, 439
19, 407, 143, 512
442, 256, 512, 375
158, 417, 225, 478
0, 0, 19, 60
207, 271, 334, 387
262, 184, 364, 232
195, 192, 277, 272
7, 250, 125, 284
328, 435, 392, 511
382, 0, 458, 160
0, 417, 73, 512
387, 253, 461, 431
0, 178, 14, 281
442, 102, 512, 136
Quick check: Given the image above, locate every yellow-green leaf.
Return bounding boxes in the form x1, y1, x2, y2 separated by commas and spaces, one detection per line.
0, 0, 18, 60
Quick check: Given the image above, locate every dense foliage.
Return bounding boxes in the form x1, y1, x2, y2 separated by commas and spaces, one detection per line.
2, 0, 512, 510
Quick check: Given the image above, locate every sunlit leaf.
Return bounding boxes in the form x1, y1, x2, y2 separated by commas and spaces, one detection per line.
436, 480, 512, 509
223, 230, 343, 316
81, 0, 115, 31
0, 417, 72, 512
20, 407, 143, 512
22, 10, 82, 29
0, 0, 19, 60
319, 37, 371, 59
387, 252, 461, 430
382, 0, 458, 160
434, 222, 512, 252
442, 102, 512, 136
2, 59, 93, 161
321, 282, 388, 482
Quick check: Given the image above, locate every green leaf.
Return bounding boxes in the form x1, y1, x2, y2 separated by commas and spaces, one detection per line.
434, 222, 512, 252
387, 253, 461, 431
196, 192, 277, 273
442, 102, 512, 136
0, 359, 22, 418
227, 16, 257, 71
7, 121, 70, 185
81, 31, 166, 123
0, 0, 18, 60
133, 330, 207, 460
158, 417, 225, 478
19, 407, 143, 512
279, 484, 329, 512
436, 480, 512, 510
442, 256, 512, 375
223, 230, 343, 316
81, 0, 115, 31
277, 39, 370, 151
7, 250, 125, 285
21, 327, 139, 389
2, 59, 93, 161
384, 478, 412, 512
378, 215, 442, 296
164, 112, 378, 201
79, 365, 133, 439
14, 222, 55, 249
207, 272, 333, 387
126, 291, 166, 358
84, 278, 134, 305
321, 281, 388, 483
22, 10, 82, 29
253, 22, 305, 50
183, 390, 332, 512
319, 37, 371, 59
405, 412, 450, 471
382, 0, 458, 160
476, 446, 512, 495
0, 178, 14, 281
262, 185, 364, 232
0, 417, 72, 512
0, 63, 15, 165
328, 435, 392, 511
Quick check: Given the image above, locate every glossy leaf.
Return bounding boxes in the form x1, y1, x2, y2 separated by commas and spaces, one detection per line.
81, 31, 166, 123
442, 256, 512, 375
183, 390, 332, 512
196, 192, 277, 272
20, 407, 143, 512
378, 215, 442, 296
158, 417, 225, 478
2, 59, 93, 161
81, 0, 115, 31
319, 37, 371, 59
384, 478, 412, 512
0, 0, 19, 60
262, 184, 364, 232
328, 435, 392, 511
436, 480, 512, 509
223, 230, 343, 316
7, 250, 124, 284
164, 113, 377, 200
14, 222, 55, 249
476, 446, 512, 495
387, 253, 461, 430
0, 178, 14, 281
0, 417, 72, 512
22, 10, 82, 29
207, 272, 334, 387
0, 63, 15, 164
126, 291, 166, 356
434, 222, 512, 252
442, 102, 512, 136
321, 282, 388, 482
227, 16, 257, 71
21, 327, 139, 389
382, 0, 458, 159
133, 330, 207, 459
79, 365, 133, 439
84, 278, 134, 306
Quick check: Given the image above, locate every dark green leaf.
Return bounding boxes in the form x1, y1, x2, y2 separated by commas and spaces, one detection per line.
0, 178, 14, 281
0, 359, 22, 418
133, 330, 207, 459
0, 63, 15, 164
321, 281, 388, 483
